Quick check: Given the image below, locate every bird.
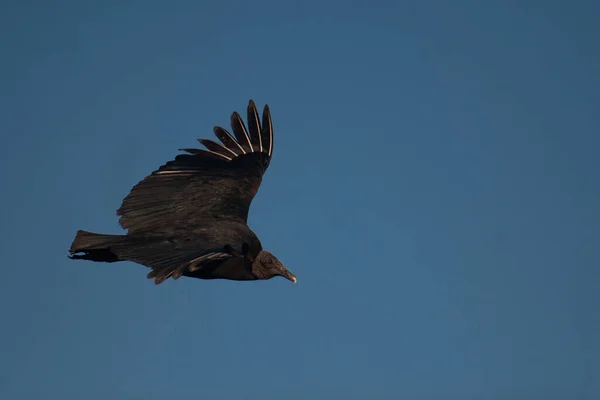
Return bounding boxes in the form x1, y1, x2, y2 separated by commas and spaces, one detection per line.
68, 100, 296, 285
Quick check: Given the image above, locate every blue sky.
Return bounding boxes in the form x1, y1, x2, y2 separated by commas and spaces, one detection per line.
1, 1, 599, 399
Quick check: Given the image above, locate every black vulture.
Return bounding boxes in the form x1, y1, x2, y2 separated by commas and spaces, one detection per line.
69, 100, 296, 285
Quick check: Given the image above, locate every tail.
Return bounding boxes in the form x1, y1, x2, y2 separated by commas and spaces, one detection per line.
69, 230, 125, 262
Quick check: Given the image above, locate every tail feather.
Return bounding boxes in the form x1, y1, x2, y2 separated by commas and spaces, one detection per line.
69, 230, 125, 262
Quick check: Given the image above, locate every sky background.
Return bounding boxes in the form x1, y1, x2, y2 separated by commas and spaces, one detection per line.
1, 0, 599, 399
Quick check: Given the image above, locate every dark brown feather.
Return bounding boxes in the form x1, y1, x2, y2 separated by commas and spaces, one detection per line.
197, 139, 236, 159
230, 112, 253, 153
213, 126, 244, 155
261, 104, 273, 157
247, 100, 262, 153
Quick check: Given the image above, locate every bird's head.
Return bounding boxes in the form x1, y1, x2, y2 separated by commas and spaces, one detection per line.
252, 250, 297, 283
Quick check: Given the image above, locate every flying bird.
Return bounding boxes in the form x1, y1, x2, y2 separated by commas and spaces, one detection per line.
69, 100, 296, 285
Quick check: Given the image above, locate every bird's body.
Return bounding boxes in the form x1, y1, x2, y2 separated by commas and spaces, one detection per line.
69, 100, 296, 285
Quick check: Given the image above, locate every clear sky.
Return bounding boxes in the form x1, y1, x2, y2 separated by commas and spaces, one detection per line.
1, 1, 599, 399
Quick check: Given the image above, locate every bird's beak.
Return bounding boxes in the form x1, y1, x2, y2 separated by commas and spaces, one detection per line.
281, 269, 297, 284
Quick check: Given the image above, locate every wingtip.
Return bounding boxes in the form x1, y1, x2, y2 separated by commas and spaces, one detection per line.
196, 100, 273, 161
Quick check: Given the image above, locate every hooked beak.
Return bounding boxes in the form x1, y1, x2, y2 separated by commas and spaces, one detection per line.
281, 269, 297, 284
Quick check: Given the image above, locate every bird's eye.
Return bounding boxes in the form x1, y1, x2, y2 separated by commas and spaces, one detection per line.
268, 259, 273, 264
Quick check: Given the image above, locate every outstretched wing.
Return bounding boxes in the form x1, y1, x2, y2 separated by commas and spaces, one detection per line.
116, 100, 274, 234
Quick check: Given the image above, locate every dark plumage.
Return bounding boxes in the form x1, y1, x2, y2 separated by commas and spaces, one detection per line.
69, 100, 296, 285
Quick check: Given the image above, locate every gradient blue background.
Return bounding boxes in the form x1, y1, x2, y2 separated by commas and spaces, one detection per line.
1, 1, 599, 399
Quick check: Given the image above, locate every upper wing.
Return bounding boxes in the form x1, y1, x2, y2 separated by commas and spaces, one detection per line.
116, 100, 274, 234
